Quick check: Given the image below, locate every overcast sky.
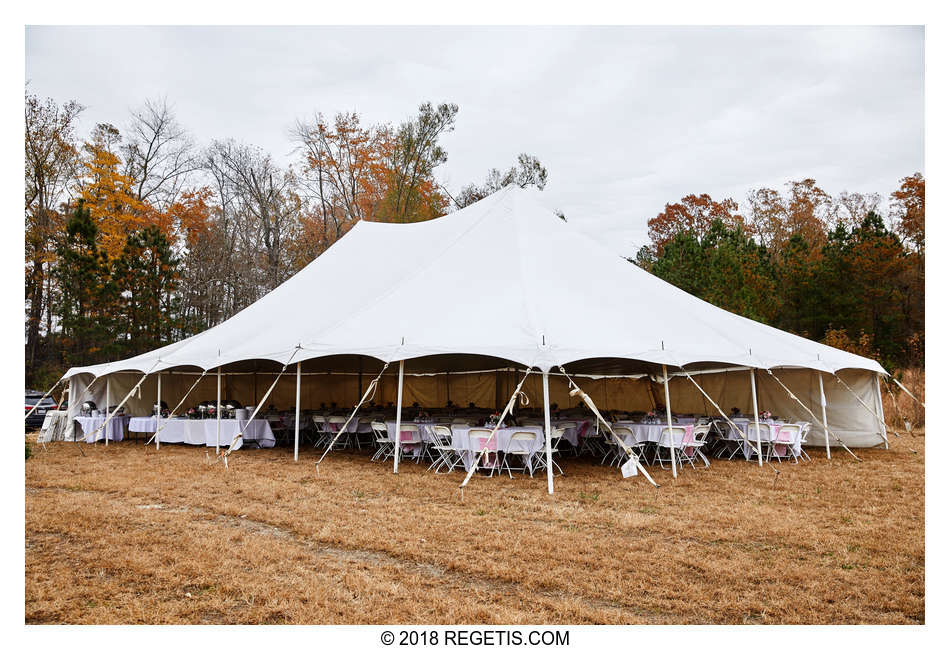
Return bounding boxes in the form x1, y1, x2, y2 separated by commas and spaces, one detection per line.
25, 25, 924, 255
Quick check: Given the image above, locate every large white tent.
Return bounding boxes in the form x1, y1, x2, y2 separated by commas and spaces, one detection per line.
59, 186, 890, 485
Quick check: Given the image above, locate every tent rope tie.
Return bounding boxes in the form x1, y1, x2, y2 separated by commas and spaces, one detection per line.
557, 367, 659, 489
681, 370, 779, 476
834, 374, 917, 454
315, 362, 390, 473
145, 370, 209, 448
883, 379, 912, 435
25, 377, 64, 420
764, 369, 861, 462
223, 348, 301, 461
86, 360, 162, 443
459, 368, 534, 493
891, 376, 925, 408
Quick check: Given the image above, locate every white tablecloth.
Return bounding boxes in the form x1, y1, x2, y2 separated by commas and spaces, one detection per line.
74, 415, 129, 442
149, 418, 275, 449
614, 421, 696, 445
450, 424, 545, 470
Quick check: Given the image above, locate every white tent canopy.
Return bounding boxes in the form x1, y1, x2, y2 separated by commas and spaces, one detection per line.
64, 186, 884, 379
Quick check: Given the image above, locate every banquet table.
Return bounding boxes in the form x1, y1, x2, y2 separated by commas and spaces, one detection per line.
74, 414, 130, 443
449, 424, 545, 470
132, 416, 275, 449
613, 421, 695, 445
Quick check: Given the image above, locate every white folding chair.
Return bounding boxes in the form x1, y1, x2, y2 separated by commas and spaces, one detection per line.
500, 431, 539, 478
747, 423, 774, 462
370, 421, 394, 461
427, 425, 462, 473
656, 426, 689, 471
467, 428, 499, 476
796, 422, 812, 461
771, 424, 801, 463
397, 423, 422, 463
533, 427, 565, 475
683, 424, 711, 468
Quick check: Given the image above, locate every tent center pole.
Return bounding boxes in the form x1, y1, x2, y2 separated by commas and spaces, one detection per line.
662, 365, 676, 479
294, 362, 302, 462
393, 360, 405, 474
750, 369, 763, 466
818, 372, 831, 460
542, 369, 554, 495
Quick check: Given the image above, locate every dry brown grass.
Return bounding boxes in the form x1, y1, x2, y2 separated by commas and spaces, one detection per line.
25, 434, 924, 625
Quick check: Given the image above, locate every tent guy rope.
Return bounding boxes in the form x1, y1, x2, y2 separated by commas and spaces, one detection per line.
222, 348, 301, 462
764, 369, 861, 461
145, 370, 209, 448
315, 363, 389, 473
557, 367, 659, 488
459, 368, 533, 492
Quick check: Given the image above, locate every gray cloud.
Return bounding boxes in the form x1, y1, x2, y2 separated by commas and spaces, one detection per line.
26, 25, 923, 255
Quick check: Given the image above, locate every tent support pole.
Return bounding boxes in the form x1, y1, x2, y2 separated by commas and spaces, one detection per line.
874, 374, 888, 449
542, 369, 554, 495
294, 362, 301, 462
662, 365, 677, 478
393, 360, 404, 474
105, 377, 110, 447
216, 367, 222, 453
156, 372, 161, 450
750, 369, 763, 466
818, 372, 831, 460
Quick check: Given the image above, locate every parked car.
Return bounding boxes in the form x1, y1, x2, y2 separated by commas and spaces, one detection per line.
25, 390, 57, 430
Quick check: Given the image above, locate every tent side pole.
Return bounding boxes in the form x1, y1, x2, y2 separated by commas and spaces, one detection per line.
750, 369, 763, 466
393, 360, 404, 474
818, 372, 831, 460
294, 362, 302, 462
216, 367, 222, 453
156, 373, 162, 451
875, 373, 889, 450
542, 369, 554, 495
105, 377, 110, 447
662, 365, 677, 479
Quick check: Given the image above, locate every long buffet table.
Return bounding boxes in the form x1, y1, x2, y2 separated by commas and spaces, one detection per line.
129, 416, 275, 449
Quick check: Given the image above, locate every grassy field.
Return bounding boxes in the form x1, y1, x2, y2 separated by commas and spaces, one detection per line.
25, 433, 924, 624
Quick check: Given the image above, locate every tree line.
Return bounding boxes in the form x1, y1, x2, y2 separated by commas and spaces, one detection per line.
634, 175, 924, 372
25, 90, 923, 387
24, 92, 549, 387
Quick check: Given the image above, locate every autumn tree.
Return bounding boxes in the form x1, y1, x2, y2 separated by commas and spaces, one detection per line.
646, 193, 744, 255
376, 102, 457, 223
25, 92, 84, 374
78, 123, 151, 258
